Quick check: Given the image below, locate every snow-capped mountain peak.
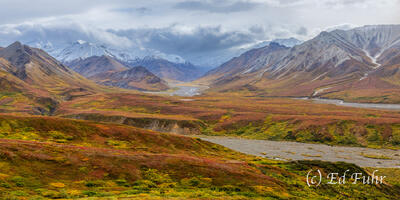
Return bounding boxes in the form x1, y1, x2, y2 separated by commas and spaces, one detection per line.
26, 39, 187, 64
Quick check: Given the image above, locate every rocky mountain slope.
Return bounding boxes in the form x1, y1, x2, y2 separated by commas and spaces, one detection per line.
201, 25, 400, 103
199, 42, 290, 86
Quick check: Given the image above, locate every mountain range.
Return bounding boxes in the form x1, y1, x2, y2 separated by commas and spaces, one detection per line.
199, 25, 400, 103
2, 25, 400, 103
28, 39, 186, 64
9, 35, 302, 82
0, 41, 170, 115
29, 40, 206, 82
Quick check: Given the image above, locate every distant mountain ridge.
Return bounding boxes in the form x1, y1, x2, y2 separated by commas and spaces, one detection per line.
250, 37, 302, 49
31, 39, 205, 82
126, 56, 207, 82
200, 25, 400, 103
96, 66, 169, 91
26, 39, 202, 82
27, 39, 186, 64
67, 55, 169, 91
66, 55, 128, 78
15, 36, 304, 82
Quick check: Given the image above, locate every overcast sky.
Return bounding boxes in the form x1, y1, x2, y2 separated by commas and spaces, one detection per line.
1, 0, 400, 66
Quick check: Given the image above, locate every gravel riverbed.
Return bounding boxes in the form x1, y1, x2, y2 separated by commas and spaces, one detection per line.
198, 136, 400, 168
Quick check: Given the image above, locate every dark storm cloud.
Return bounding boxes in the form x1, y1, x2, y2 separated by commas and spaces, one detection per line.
324, 0, 368, 6
296, 27, 308, 35
174, 0, 258, 13
114, 26, 258, 55
0, 0, 111, 24
112, 7, 152, 15
0, 23, 133, 48
1, 0, 399, 66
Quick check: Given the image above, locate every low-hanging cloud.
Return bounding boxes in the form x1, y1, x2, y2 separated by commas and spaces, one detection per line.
0, 23, 133, 48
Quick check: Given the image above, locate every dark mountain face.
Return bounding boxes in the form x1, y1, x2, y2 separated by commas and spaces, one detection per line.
66, 55, 169, 91
66, 55, 128, 78
200, 25, 400, 102
126, 57, 207, 82
95, 66, 169, 91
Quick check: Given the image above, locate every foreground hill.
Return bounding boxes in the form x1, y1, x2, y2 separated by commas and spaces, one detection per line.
200, 25, 400, 103
0, 114, 398, 199
67, 55, 169, 91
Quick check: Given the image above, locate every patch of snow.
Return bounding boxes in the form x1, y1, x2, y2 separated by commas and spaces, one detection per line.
359, 49, 383, 80
76, 40, 87, 45
312, 87, 332, 96
360, 72, 369, 81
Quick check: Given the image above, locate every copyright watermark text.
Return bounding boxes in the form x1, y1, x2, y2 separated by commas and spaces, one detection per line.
306, 169, 386, 187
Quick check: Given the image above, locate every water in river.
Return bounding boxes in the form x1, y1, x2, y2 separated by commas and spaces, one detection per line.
144, 84, 207, 97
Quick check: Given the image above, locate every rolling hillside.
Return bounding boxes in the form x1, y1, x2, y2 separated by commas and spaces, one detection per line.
0, 115, 398, 199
